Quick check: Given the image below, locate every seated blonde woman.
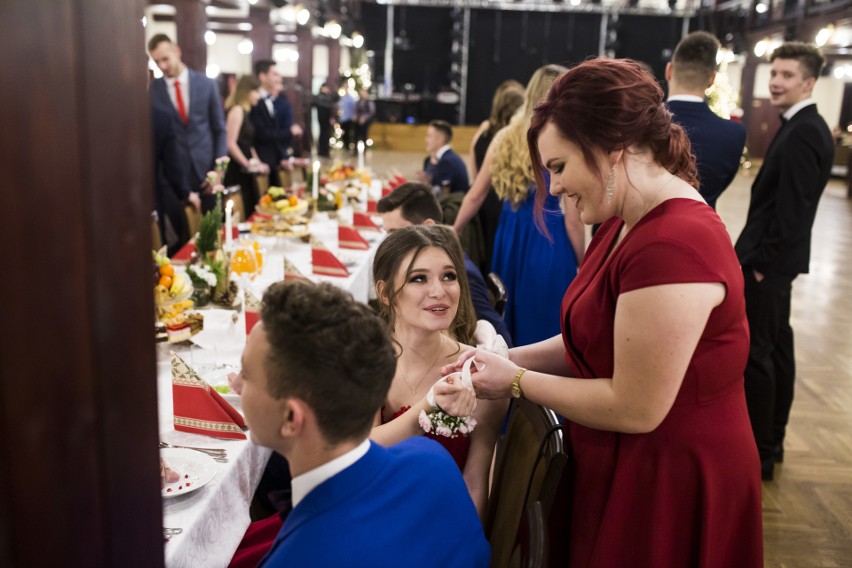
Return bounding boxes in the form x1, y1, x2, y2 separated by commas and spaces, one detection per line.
370, 225, 506, 517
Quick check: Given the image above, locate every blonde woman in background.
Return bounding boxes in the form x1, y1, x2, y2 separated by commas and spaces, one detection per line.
224, 74, 268, 216
453, 65, 584, 346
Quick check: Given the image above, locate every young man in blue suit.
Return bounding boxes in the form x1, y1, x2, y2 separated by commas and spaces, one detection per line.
735, 42, 834, 481
418, 120, 470, 194
148, 34, 227, 212
250, 60, 303, 187
666, 31, 746, 209
377, 183, 513, 348
244, 281, 490, 567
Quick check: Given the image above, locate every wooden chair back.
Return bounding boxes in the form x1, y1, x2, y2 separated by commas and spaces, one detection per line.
184, 205, 201, 240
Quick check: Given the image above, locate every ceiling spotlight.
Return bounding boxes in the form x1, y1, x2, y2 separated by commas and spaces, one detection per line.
815, 26, 833, 47
755, 3, 768, 13
205, 30, 216, 45
297, 8, 310, 26
754, 39, 768, 57
238, 38, 254, 55
325, 20, 342, 40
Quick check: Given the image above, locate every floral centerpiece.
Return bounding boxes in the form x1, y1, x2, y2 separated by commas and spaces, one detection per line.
185, 193, 239, 308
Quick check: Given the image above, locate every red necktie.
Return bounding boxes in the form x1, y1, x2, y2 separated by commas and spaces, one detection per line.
174, 80, 188, 125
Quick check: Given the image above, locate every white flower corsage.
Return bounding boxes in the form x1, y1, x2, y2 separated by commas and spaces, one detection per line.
418, 409, 477, 438
419, 357, 481, 438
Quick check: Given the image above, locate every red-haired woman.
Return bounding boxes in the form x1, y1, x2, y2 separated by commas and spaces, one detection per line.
445, 58, 763, 567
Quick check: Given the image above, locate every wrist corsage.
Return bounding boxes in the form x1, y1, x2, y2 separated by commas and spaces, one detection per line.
418, 409, 477, 438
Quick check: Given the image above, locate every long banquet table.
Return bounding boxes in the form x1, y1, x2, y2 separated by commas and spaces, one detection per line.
159, 213, 382, 567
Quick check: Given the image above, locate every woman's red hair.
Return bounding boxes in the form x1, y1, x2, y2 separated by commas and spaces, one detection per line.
527, 57, 698, 231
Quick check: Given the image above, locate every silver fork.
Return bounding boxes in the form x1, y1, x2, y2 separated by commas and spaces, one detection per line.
160, 441, 227, 460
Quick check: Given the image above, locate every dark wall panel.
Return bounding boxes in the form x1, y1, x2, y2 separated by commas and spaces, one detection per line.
614, 15, 684, 84
362, 2, 388, 84
392, 5, 454, 96
466, 10, 602, 125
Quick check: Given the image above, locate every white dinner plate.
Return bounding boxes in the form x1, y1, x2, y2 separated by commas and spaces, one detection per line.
161, 448, 218, 499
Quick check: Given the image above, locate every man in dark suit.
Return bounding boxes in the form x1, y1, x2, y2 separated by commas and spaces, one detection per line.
666, 31, 746, 209
240, 281, 489, 567
735, 42, 834, 481
150, 98, 193, 254
148, 34, 227, 212
377, 183, 513, 348
417, 120, 470, 194
250, 60, 303, 187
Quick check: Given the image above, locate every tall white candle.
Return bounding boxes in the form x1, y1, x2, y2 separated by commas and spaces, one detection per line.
312, 160, 320, 201
357, 141, 365, 171
225, 199, 234, 248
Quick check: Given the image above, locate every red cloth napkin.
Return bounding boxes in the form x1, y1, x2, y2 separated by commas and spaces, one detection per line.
245, 289, 261, 335
367, 199, 378, 213
248, 212, 271, 223
338, 224, 369, 250
222, 226, 239, 240
311, 237, 349, 277
283, 257, 308, 281
353, 212, 380, 231
171, 352, 246, 439
173, 242, 196, 262
381, 186, 393, 198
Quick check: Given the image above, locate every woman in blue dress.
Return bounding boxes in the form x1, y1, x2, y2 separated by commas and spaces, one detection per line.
454, 65, 584, 345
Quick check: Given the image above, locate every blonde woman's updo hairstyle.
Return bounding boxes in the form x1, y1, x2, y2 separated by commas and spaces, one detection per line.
372, 225, 476, 346
527, 57, 699, 224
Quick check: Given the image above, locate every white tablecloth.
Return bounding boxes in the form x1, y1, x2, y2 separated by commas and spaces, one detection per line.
159, 221, 382, 567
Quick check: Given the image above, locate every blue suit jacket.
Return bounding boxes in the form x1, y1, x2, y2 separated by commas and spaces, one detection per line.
250, 95, 294, 171
668, 100, 746, 209
149, 69, 227, 189
259, 438, 490, 567
424, 149, 470, 194
465, 254, 513, 348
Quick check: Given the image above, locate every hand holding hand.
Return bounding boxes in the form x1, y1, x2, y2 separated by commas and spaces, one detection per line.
432, 376, 476, 417
442, 349, 517, 400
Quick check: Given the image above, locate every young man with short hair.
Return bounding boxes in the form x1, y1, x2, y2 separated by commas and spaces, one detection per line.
735, 42, 834, 481
243, 281, 490, 566
418, 120, 470, 194
666, 31, 747, 209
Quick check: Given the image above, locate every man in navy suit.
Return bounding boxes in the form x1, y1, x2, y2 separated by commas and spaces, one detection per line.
250, 60, 303, 187
735, 42, 834, 481
418, 120, 470, 194
240, 281, 489, 567
150, 98, 192, 254
148, 34, 227, 212
666, 31, 746, 209
377, 183, 513, 348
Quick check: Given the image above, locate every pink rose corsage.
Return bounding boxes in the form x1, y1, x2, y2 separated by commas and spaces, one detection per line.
418, 409, 477, 439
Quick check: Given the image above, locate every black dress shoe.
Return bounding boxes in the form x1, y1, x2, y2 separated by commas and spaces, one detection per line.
761, 459, 775, 481
773, 443, 784, 463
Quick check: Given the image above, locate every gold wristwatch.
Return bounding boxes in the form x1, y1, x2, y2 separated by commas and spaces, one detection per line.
511, 368, 527, 399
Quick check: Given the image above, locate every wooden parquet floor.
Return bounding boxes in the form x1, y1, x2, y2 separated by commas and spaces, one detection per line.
368, 148, 852, 567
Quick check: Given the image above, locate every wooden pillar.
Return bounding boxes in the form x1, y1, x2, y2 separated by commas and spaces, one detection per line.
174, 0, 207, 72
0, 0, 163, 565
249, 5, 273, 63
327, 38, 341, 89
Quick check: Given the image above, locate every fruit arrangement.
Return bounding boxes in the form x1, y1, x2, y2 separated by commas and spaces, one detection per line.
153, 250, 193, 307
328, 163, 356, 181
258, 187, 309, 216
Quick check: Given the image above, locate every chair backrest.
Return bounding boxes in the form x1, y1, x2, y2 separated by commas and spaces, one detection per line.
486, 272, 508, 316
151, 216, 163, 251
222, 185, 245, 223
255, 173, 270, 197
510, 501, 548, 568
184, 205, 201, 240
485, 399, 563, 568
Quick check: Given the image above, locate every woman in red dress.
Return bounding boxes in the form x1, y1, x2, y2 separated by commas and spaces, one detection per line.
446, 58, 763, 567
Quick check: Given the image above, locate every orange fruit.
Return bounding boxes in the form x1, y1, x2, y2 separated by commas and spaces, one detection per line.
288, 195, 298, 206
159, 264, 175, 277
158, 275, 173, 289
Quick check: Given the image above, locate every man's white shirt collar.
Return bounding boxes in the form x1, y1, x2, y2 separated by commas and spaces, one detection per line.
290, 439, 370, 507
783, 98, 814, 121
435, 144, 452, 160
667, 94, 704, 103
